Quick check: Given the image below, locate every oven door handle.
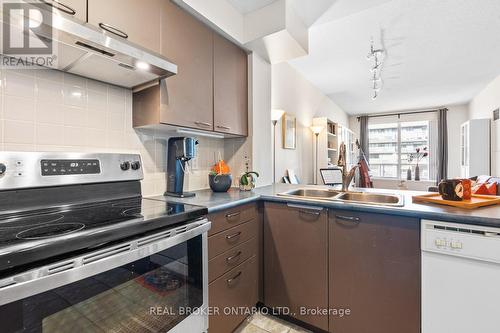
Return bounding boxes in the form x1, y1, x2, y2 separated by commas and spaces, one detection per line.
0, 219, 211, 306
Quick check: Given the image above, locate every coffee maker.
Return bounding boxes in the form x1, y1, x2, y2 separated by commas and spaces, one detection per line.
165, 137, 199, 198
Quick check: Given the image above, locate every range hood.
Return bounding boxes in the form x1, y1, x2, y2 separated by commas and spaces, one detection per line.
1, 3, 177, 89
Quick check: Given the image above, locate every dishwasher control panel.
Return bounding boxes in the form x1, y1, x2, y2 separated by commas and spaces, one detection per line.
422, 220, 500, 263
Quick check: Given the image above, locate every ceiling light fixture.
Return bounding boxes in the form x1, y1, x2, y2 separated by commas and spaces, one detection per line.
367, 37, 385, 100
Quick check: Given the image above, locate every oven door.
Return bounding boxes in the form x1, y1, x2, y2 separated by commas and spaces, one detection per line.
0, 219, 210, 333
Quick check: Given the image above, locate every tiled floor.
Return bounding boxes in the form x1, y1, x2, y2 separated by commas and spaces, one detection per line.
234, 313, 312, 333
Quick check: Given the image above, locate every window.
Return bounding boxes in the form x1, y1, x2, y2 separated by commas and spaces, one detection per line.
368, 114, 437, 181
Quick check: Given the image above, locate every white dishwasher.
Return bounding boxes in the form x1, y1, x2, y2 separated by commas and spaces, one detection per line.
422, 220, 500, 333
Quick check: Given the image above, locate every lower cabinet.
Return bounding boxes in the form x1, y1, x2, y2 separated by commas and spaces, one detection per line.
207, 203, 262, 333
329, 210, 420, 333
209, 256, 258, 333
264, 202, 329, 331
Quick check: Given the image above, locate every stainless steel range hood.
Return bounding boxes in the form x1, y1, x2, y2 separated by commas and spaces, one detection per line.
1, 3, 177, 89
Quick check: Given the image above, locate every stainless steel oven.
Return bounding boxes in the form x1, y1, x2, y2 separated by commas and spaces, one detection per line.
0, 219, 211, 333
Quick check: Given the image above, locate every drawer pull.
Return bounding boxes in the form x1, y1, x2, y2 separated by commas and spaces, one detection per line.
227, 271, 242, 285
226, 251, 242, 264
194, 121, 212, 128
336, 215, 360, 223
99, 23, 129, 39
226, 232, 242, 240
225, 212, 241, 219
217, 125, 231, 130
41, 0, 76, 15
299, 210, 321, 216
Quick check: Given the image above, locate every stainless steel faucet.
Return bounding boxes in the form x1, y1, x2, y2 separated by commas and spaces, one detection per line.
337, 142, 358, 192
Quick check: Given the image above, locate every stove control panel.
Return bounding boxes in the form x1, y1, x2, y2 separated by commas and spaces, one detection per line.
41, 160, 101, 176
0, 152, 143, 190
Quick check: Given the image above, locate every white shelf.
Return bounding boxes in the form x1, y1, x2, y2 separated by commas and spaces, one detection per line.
328, 148, 337, 152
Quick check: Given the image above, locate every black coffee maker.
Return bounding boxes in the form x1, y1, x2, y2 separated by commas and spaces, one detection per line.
164, 137, 198, 198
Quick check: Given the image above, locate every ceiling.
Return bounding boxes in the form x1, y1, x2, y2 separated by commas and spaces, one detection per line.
289, 0, 500, 115
227, 0, 278, 14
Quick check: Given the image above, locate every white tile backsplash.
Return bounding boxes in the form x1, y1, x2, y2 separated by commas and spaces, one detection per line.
0, 68, 248, 196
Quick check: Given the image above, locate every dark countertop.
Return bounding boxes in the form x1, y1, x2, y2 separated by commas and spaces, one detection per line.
148, 184, 500, 227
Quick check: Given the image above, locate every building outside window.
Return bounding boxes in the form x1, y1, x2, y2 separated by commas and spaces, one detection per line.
368, 113, 437, 181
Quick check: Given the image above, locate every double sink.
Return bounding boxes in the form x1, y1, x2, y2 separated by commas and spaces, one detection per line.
278, 188, 404, 207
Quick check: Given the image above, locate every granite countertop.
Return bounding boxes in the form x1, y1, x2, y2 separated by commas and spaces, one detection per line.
147, 184, 500, 228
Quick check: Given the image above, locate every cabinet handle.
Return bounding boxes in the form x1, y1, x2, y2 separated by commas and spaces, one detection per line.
225, 212, 241, 219
227, 271, 242, 285
299, 210, 321, 216
287, 203, 323, 217
336, 215, 360, 223
226, 251, 242, 264
41, 0, 76, 15
217, 125, 231, 130
99, 23, 129, 39
194, 121, 212, 128
226, 231, 242, 240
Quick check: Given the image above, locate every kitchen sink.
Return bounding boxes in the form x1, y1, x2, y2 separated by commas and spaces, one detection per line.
336, 192, 404, 206
277, 188, 404, 206
278, 188, 341, 199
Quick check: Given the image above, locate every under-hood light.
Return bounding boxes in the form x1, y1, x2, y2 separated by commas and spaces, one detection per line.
176, 129, 224, 139
136, 61, 150, 71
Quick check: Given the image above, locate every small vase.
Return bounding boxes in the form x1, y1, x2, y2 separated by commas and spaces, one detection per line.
406, 168, 412, 181
415, 165, 420, 181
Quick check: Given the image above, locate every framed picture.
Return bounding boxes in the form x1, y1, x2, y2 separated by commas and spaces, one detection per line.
282, 113, 296, 149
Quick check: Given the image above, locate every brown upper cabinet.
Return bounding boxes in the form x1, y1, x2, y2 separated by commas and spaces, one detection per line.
40, 0, 87, 22
87, 0, 161, 53
159, 0, 214, 131
132, 2, 248, 137
214, 33, 248, 136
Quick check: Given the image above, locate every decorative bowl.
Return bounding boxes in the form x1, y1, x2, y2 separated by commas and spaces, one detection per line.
209, 174, 232, 192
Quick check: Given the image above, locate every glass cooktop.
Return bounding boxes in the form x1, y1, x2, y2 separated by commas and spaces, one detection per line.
0, 197, 208, 274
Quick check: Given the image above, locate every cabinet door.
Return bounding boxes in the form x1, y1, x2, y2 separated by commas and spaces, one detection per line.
209, 256, 258, 333
40, 0, 87, 22
213, 33, 248, 136
159, 0, 214, 131
264, 202, 328, 331
88, 0, 161, 53
329, 210, 420, 333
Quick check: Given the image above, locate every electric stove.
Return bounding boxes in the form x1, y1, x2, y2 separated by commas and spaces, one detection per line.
0, 152, 210, 333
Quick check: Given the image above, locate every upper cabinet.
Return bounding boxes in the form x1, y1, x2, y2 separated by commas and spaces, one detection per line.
40, 0, 87, 22
87, 0, 161, 53
159, 0, 214, 131
214, 34, 248, 136
132, 2, 249, 137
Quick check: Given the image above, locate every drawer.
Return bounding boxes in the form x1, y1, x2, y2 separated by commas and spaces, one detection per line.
208, 203, 258, 236
208, 220, 258, 260
209, 237, 258, 283
209, 256, 258, 333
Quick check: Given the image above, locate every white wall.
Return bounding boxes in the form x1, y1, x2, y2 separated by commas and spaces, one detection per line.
248, 53, 273, 186
271, 62, 348, 183
469, 74, 500, 176
175, 0, 245, 42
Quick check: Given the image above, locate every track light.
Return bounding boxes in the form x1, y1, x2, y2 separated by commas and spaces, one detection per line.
368, 37, 385, 101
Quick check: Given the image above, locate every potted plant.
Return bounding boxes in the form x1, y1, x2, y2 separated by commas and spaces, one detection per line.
239, 155, 259, 191
240, 171, 259, 191
209, 158, 232, 192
